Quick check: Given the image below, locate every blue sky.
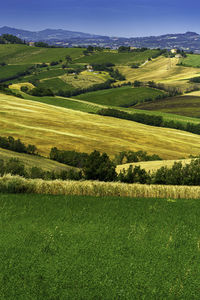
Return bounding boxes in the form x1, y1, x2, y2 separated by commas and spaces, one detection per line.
1, 0, 200, 37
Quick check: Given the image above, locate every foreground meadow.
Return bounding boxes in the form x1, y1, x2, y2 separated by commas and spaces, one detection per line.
1, 193, 200, 299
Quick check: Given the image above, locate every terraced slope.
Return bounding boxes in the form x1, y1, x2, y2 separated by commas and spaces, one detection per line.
1, 93, 200, 159
0, 148, 76, 171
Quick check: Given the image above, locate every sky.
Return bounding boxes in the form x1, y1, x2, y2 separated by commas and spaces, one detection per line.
1, 0, 200, 37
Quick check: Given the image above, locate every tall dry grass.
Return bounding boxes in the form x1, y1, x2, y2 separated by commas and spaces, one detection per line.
1, 174, 200, 199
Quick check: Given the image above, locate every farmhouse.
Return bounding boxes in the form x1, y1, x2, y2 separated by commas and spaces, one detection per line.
175, 54, 183, 58
171, 48, 177, 54
29, 42, 35, 47
87, 65, 94, 72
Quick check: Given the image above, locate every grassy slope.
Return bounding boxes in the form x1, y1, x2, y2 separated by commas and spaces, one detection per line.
135, 91, 200, 118
75, 86, 165, 106
0, 44, 84, 64
1, 194, 200, 299
37, 78, 75, 93
118, 56, 200, 89
0, 64, 32, 80
180, 54, 200, 67
76, 49, 160, 65
0, 148, 75, 172
1, 94, 200, 159
116, 159, 192, 173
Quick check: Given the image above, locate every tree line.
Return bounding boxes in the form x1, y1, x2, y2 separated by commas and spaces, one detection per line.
0, 136, 37, 155
97, 108, 200, 136
2, 154, 200, 186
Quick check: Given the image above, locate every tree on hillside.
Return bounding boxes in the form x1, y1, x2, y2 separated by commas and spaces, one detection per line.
65, 55, 72, 64
83, 150, 117, 181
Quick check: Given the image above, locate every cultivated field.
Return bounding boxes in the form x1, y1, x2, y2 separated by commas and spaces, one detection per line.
135, 92, 200, 118
116, 158, 192, 173
61, 70, 110, 88
2, 94, 200, 158
0, 148, 75, 172
2, 174, 200, 198
75, 86, 165, 106
118, 56, 200, 89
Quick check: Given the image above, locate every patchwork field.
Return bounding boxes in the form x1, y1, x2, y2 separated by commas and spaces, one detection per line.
1, 93, 200, 159
75, 86, 165, 106
0, 148, 75, 172
75, 49, 161, 65
135, 91, 200, 118
118, 56, 200, 89
1, 193, 200, 299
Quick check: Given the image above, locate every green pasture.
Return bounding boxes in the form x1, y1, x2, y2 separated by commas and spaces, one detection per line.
1, 194, 200, 299
180, 54, 200, 68
0, 64, 32, 80
75, 86, 165, 107
76, 49, 161, 65
37, 78, 74, 93
0, 44, 84, 64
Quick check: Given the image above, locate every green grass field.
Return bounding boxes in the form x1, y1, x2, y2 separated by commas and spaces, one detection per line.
0, 44, 84, 64
181, 54, 200, 68
37, 78, 75, 93
135, 92, 200, 118
75, 86, 165, 107
75, 49, 160, 65
25, 67, 67, 81
0, 148, 75, 172
1, 193, 200, 299
0, 64, 32, 80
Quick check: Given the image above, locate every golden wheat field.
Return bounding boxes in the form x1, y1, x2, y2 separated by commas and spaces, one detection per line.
1, 174, 200, 199
118, 56, 200, 89
116, 159, 192, 173
1, 93, 200, 159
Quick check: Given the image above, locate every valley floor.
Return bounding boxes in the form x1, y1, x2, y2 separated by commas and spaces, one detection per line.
1, 193, 200, 299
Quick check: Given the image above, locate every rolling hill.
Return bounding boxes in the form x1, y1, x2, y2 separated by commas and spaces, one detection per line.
1, 93, 200, 159
0, 148, 76, 172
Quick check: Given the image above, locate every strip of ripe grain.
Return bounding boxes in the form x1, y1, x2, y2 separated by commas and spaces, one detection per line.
1, 174, 200, 199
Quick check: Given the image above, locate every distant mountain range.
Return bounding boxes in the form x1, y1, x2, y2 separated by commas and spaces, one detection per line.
1, 26, 200, 52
